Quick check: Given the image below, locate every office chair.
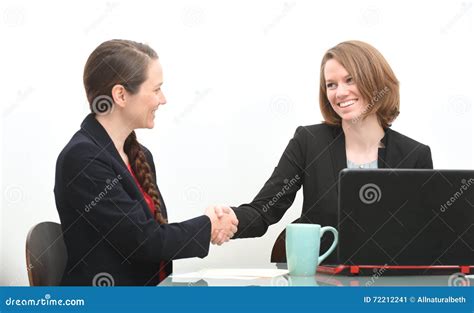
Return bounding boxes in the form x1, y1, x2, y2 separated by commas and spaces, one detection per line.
25, 221, 67, 286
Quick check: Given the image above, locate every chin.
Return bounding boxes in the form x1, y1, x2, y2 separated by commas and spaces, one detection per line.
147, 119, 155, 129
340, 113, 361, 124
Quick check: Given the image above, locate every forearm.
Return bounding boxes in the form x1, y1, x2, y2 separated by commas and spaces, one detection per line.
232, 204, 269, 238
158, 215, 211, 261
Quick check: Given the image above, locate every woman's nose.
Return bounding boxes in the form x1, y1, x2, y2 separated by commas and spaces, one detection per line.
336, 84, 350, 99
159, 91, 167, 105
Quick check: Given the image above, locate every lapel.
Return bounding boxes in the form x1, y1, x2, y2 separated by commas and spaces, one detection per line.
378, 128, 391, 169
328, 126, 347, 180
79, 113, 153, 218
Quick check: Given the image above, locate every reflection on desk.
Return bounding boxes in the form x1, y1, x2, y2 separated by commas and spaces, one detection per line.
159, 264, 462, 287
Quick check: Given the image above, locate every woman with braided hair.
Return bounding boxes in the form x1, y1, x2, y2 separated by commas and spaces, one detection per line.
54, 39, 238, 286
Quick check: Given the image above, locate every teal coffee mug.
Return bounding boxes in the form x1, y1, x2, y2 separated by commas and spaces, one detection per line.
286, 224, 338, 276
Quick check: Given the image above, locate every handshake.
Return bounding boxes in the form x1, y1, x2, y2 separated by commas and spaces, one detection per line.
204, 205, 239, 246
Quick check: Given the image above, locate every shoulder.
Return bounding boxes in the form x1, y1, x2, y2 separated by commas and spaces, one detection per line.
56, 131, 109, 175
385, 128, 432, 168
58, 132, 99, 162
292, 123, 339, 143
283, 124, 339, 159
386, 128, 430, 151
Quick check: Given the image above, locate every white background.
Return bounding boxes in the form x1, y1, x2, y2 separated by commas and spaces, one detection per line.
1, 0, 473, 285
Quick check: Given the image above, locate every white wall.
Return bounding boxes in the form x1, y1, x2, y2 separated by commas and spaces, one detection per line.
1, 0, 473, 285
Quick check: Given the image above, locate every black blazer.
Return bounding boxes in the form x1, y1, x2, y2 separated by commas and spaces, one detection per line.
54, 114, 211, 286
232, 124, 433, 263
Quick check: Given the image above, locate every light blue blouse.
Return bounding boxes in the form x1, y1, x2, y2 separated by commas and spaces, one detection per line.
347, 159, 378, 169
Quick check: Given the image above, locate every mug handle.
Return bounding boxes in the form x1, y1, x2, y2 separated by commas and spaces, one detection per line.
318, 226, 339, 265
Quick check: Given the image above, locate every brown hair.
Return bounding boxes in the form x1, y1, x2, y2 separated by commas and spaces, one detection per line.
319, 40, 400, 128
83, 39, 167, 224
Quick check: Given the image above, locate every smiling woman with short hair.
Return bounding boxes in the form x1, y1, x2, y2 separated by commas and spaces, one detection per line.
228, 41, 433, 263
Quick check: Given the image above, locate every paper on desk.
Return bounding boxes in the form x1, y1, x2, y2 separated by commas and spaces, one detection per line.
172, 268, 289, 281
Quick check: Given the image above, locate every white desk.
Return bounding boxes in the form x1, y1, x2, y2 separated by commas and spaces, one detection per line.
159, 264, 469, 287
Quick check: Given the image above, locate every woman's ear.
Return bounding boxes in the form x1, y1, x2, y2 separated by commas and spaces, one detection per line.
111, 84, 127, 108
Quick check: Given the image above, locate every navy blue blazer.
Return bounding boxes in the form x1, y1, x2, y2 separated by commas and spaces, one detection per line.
232, 124, 433, 263
54, 114, 211, 286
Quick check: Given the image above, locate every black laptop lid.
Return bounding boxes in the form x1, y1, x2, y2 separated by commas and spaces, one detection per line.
337, 169, 474, 266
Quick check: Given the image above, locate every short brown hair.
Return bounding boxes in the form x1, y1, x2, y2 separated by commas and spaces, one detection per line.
319, 40, 400, 128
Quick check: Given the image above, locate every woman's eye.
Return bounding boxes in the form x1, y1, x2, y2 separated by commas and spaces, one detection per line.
326, 83, 336, 89
346, 77, 354, 84
154, 88, 161, 93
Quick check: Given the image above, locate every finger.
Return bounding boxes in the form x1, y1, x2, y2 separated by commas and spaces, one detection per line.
220, 206, 231, 214
222, 234, 231, 243
221, 235, 230, 244
223, 224, 237, 234
215, 206, 224, 218
211, 229, 220, 244
216, 231, 224, 244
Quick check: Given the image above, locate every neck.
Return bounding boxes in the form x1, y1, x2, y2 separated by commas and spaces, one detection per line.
95, 114, 133, 155
342, 115, 385, 152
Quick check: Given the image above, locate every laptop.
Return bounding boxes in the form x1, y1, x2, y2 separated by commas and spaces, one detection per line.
318, 169, 474, 276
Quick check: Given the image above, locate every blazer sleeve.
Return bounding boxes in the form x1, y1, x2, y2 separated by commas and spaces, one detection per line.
232, 126, 305, 238
416, 145, 433, 169
58, 142, 211, 262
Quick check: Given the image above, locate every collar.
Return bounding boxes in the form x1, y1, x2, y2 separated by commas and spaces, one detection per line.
80, 113, 128, 169
329, 124, 392, 180
79, 113, 166, 220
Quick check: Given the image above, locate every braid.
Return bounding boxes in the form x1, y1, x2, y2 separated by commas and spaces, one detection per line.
124, 131, 167, 224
